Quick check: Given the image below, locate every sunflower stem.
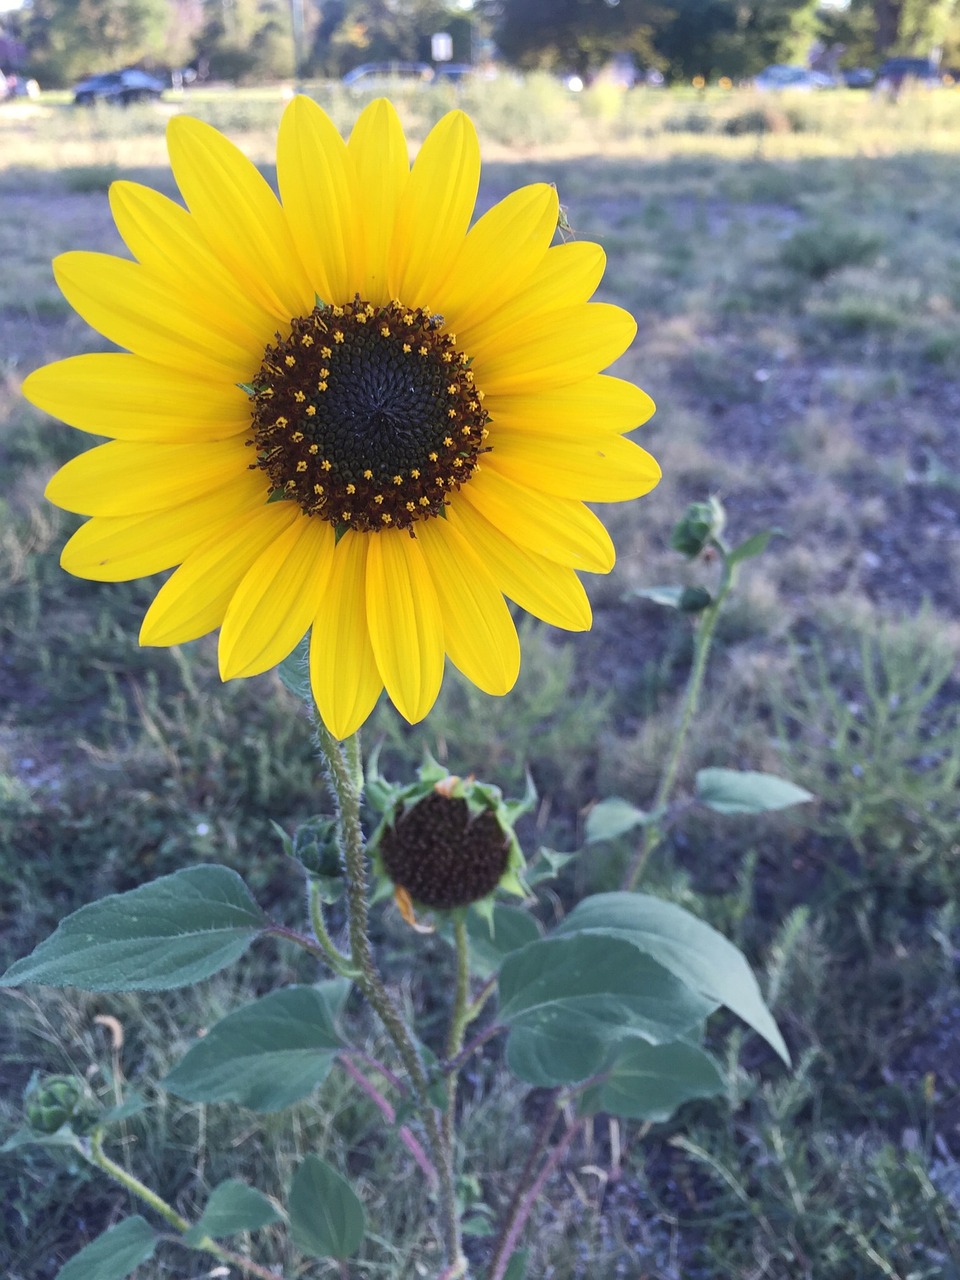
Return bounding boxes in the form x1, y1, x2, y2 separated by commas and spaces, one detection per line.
443, 914, 472, 1152
312, 722, 463, 1271
307, 880, 360, 977
623, 551, 737, 891
85, 1132, 283, 1280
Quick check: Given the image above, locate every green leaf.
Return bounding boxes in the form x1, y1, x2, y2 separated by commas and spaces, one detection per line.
695, 768, 814, 816
162, 984, 345, 1112
54, 1216, 157, 1280
555, 893, 790, 1064
525, 845, 576, 886
183, 1179, 283, 1246
579, 1039, 725, 1121
584, 797, 650, 844
278, 634, 312, 703
0, 866, 266, 992
498, 935, 716, 1087
1, 1126, 82, 1153
98, 1091, 148, 1126
288, 1155, 366, 1259
502, 1250, 529, 1280
726, 529, 777, 566
626, 584, 685, 609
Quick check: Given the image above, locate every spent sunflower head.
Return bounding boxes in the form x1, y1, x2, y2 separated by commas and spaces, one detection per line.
367, 756, 530, 921
24, 97, 660, 739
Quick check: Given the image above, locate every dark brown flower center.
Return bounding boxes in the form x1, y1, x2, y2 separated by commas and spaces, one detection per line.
379, 792, 511, 909
247, 297, 489, 533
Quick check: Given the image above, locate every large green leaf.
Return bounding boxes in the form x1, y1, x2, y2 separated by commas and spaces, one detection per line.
0, 866, 265, 992
584, 797, 650, 845
288, 1155, 366, 1259
162, 984, 345, 1112
183, 1179, 283, 1246
498, 934, 716, 1086
55, 1217, 156, 1280
555, 893, 789, 1064
579, 1039, 725, 1122
695, 768, 814, 815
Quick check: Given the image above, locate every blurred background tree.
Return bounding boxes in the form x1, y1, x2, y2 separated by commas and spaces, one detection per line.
8, 0, 960, 93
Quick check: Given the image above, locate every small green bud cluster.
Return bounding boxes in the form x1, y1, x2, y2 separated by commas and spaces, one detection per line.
25, 1074, 99, 1135
671, 496, 726, 559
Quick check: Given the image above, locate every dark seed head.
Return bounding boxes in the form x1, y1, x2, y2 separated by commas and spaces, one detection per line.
379, 791, 511, 909
248, 297, 489, 533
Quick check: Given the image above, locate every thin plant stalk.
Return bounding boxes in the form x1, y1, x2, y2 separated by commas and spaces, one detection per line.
85, 1131, 281, 1280
312, 721, 464, 1272
623, 553, 736, 891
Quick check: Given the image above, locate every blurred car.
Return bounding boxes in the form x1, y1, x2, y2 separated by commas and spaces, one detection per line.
875, 58, 940, 93
72, 68, 166, 106
753, 64, 836, 91
841, 66, 876, 89
342, 62, 432, 90
434, 63, 475, 83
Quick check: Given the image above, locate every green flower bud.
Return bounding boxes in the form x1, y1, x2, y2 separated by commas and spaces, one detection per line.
671, 496, 726, 559
678, 585, 713, 613
25, 1074, 99, 1135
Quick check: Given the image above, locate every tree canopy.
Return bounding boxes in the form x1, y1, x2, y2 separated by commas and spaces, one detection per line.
7, 0, 960, 88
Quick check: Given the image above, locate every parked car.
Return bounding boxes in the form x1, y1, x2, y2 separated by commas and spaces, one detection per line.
875, 58, 940, 93
753, 64, 836, 91
342, 62, 432, 90
72, 68, 166, 107
434, 63, 475, 84
841, 66, 876, 89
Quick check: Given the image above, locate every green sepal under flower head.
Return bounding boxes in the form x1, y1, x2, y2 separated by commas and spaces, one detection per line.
671, 495, 727, 559
24, 1073, 100, 1136
366, 753, 531, 918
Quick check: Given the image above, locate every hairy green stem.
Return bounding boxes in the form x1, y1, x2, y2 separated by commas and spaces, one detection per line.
623, 554, 736, 891
313, 723, 464, 1273
86, 1132, 281, 1280
308, 879, 359, 977
443, 914, 472, 1152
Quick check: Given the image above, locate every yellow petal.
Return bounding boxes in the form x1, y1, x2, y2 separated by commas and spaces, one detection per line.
140, 502, 300, 646
445, 497, 591, 631
109, 181, 277, 350
309, 531, 383, 740
432, 184, 558, 334
484, 375, 655, 438
166, 114, 313, 323
388, 111, 480, 310
277, 96, 362, 305
45, 437, 252, 516
53, 252, 257, 381
348, 98, 410, 305
470, 302, 637, 394
416, 518, 520, 695
457, 241, 606, 352
365, 529, 444, 725
60, 469, 268, 581
487, 432, 661, 501
22, 354, 251, 443
463, 467, 615, 573
218, 515, 335, 680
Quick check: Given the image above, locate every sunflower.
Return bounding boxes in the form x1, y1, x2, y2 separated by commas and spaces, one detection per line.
24, 97, 659, 739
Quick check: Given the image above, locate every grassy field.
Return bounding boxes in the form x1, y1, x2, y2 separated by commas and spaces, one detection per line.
2, 78, 960, 1279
